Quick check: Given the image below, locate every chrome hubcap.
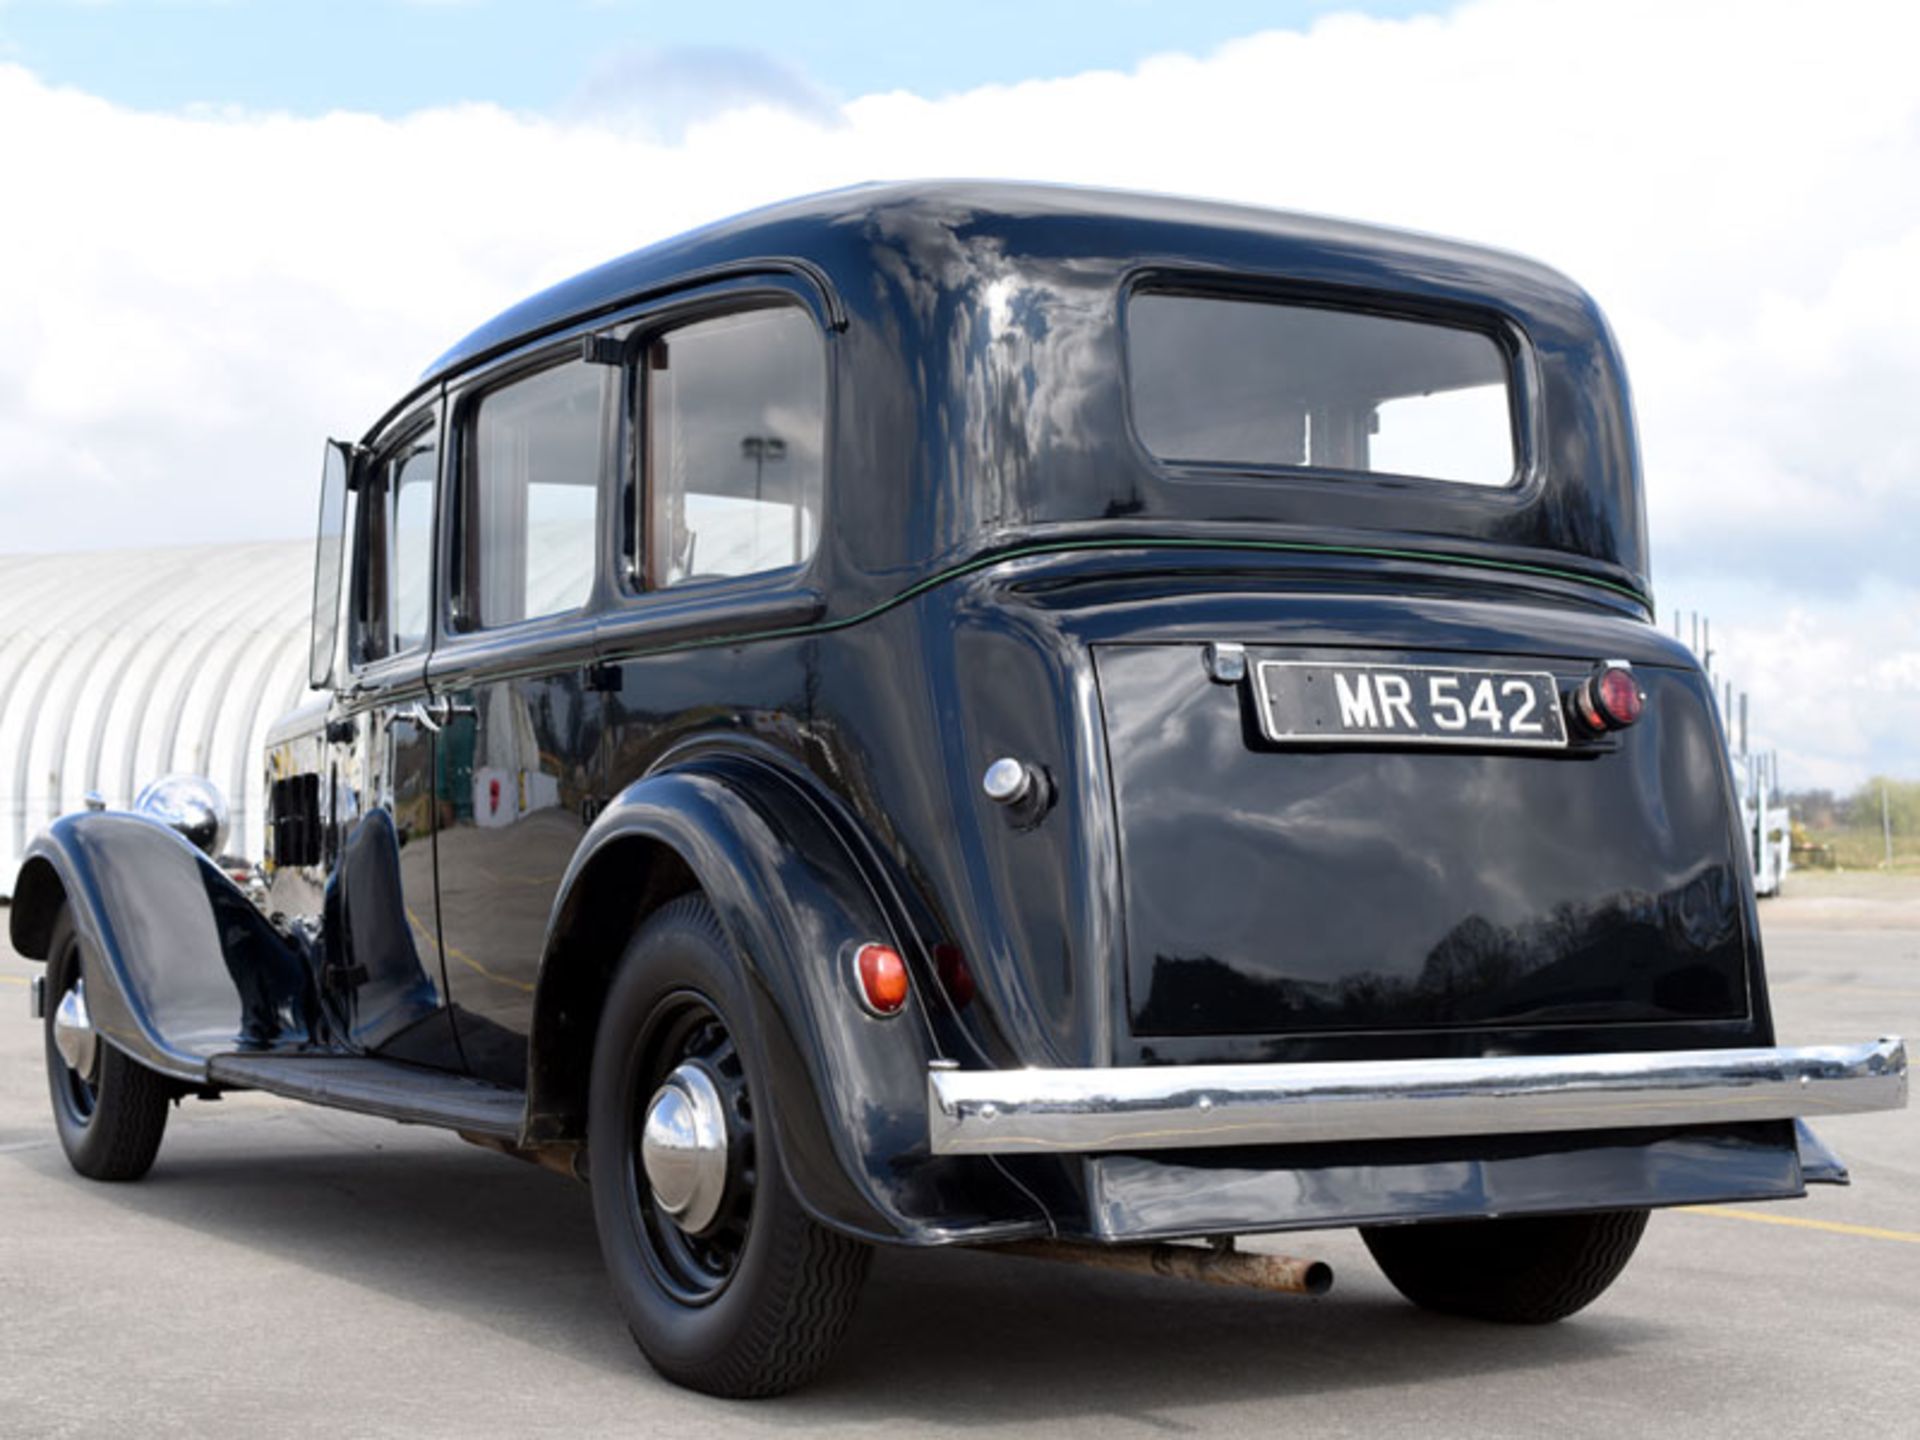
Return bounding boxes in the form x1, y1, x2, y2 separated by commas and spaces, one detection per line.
53, 979, 97, 1078
641, 1062, 731, 1235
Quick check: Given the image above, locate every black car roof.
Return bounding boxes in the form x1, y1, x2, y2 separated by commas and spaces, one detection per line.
420, 180, 1582, 387
398, 180, 1648, 606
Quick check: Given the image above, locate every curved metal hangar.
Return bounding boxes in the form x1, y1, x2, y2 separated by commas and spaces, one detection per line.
10, 183, 1906, 1399
0, 541, 309, 889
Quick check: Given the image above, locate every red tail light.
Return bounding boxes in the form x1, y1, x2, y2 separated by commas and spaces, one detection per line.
853, 943, 910, 1016
1572, 662, 1644, 733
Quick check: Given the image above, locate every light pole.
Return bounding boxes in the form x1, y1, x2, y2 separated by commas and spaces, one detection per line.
740, 435, 790, 559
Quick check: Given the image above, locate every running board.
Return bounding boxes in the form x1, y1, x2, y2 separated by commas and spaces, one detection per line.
206, 1054, 526, 1140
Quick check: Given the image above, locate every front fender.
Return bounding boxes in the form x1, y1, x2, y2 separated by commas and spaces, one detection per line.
529, 751, 1047, 1245
10, 813, 313, 1082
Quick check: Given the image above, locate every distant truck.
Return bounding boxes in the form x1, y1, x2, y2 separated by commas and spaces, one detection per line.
1731, 747, 1791, 897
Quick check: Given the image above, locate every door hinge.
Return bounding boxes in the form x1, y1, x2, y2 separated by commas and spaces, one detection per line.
580, 333, 624, 366
586, 662, 622, 693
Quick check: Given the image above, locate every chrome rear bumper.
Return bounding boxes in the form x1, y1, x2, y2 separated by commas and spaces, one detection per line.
927, 1038, 1908, 1156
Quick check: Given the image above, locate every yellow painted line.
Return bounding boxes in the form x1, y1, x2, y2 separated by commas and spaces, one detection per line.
445, 943, 537, 995
1682, 1205, 1920, 1245
405, 907, 536, 995
456, 866, 565, 890
0, 975, 26, 987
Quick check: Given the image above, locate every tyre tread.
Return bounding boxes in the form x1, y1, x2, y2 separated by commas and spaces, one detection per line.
44, 904, 171, 1183
592, 893, 870, 1399
76, 1052, 173, 1182
1361, 1209, 1648, 1324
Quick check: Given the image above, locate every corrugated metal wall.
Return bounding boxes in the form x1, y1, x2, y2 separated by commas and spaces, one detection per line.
0, 541, 312, 892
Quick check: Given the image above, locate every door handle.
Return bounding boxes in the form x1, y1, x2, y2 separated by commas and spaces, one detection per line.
397, 696, 474, 733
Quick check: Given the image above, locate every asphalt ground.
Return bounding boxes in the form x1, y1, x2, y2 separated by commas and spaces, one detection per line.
2, 872, 1914, 1439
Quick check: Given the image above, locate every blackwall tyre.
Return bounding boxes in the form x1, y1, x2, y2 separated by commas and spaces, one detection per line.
588, 894, 871, 1398
43, 904, 171, 1182
1361, 1209, 1649, 1324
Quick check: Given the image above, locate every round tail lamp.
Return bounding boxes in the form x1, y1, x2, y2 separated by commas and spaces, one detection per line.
1571, 662, 1644, 734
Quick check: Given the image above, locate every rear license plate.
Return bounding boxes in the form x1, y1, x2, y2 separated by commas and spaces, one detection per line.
1254, 661, 1568, 748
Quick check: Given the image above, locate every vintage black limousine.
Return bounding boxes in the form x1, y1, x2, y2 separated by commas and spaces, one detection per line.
13, 182, 1906, 1397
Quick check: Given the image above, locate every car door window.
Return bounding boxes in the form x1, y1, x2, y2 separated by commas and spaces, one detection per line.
351, 421, 438, 665
643, 307, 824, 588
461, 359, 604, 629
391, 445, 435, 652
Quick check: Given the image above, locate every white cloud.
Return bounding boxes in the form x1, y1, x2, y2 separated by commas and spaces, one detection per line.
1670, 580, 1920, 792
565, 44, 841, 138
0, 0, 1915, 785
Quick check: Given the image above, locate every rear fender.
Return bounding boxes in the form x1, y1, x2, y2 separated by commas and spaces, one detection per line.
9, 813, 314, 1082
528, 751, 1046, 1244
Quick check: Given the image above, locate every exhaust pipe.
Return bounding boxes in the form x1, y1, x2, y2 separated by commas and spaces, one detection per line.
998, 1238, 1332, 1297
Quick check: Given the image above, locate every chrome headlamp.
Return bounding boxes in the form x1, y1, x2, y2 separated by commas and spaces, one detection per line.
133, 774, 231, 858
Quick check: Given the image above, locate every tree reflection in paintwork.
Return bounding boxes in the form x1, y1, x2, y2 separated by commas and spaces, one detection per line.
1135, 861, 1742, 1034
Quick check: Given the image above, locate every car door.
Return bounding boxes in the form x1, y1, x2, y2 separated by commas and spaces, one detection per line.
325, 399, 464, 1069
426, 347, 612, 1086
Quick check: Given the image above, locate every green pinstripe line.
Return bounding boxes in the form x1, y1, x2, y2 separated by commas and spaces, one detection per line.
603, 537, 1650, 664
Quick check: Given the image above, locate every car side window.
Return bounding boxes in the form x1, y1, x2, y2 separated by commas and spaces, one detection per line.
459, 359, 604, 630
643, 307, 824, 589
390, 444, 435, 652
351, 422, 437, 664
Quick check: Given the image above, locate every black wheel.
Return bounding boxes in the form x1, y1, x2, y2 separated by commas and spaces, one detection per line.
43, 903, 171, 1182
588, 894, 871, 1398
1361, 1209, 1649, 1323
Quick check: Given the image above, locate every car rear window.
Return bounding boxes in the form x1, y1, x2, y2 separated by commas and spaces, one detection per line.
1127, 292, 1517, 488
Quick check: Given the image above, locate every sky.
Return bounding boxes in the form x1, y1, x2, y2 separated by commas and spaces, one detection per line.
0, 0, 1441, 117
0, 0, 1914, 789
